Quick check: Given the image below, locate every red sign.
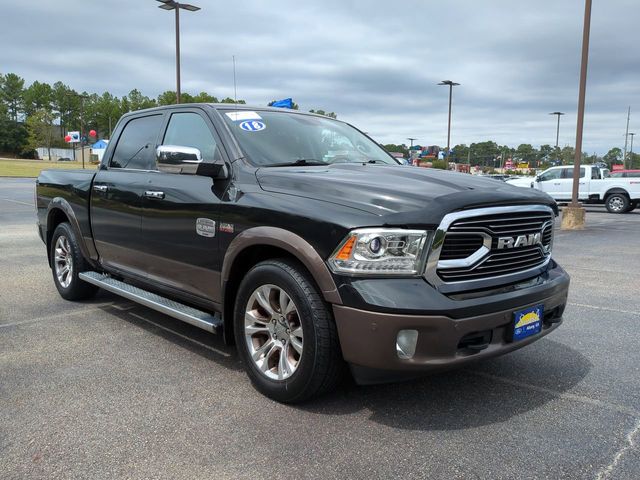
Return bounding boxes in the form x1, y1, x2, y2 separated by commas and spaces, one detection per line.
612, 164, 624, 171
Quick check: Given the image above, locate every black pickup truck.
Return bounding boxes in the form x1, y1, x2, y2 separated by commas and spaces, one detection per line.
36, 104, 570, 402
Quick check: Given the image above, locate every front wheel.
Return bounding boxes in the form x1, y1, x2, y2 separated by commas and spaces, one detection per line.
50, 222, 98, 300
605, 193, 630, 214
233, 259, 344, 403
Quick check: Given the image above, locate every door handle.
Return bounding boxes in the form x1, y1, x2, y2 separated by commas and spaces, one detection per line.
553, 183, 561, 185
93, 184, 108, 193
144, 190, 165, 199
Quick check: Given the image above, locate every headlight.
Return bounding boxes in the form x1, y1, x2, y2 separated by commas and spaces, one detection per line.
328, 228, 430, 276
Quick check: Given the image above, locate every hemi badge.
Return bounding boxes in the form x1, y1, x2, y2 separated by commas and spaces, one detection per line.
219, 222, 234, 234
196, 218, 216, 237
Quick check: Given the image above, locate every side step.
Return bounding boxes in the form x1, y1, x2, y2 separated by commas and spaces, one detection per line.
79, 272, 223, 334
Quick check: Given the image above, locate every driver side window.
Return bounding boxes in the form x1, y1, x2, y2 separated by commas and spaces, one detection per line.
162, 112, 222, 163
539, 169, 562, 182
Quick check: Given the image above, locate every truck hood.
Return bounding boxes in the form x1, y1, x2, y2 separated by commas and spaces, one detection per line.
256, 164, 557, 225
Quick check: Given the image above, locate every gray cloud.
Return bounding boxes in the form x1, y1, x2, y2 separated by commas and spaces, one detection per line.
2, 0, 638, 153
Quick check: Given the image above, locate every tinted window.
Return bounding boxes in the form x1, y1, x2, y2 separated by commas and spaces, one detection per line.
162, 112, 222, 163
627, 172, 640, 177
610, 172, 624, 178
560, 167, 585, 179
110, 114, 163, 170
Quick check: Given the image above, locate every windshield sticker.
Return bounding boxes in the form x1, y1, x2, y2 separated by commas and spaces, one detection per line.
225, 111, 262, 122
239, 120, 266, 132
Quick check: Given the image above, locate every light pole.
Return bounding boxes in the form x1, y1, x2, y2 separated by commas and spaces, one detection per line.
563, 0, 592, 230
549, 111, 565, 164
406, 137, 416, 148
157, 0, 201, 104
629, 132, 636, 166
438, 80, 460, 160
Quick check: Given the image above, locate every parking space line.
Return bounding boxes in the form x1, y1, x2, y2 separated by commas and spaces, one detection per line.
0, 303, 115, 329
568, 302, 640, 317
0, 197, 34, 207
468, 370, 639, 417
129, 312, 231, 357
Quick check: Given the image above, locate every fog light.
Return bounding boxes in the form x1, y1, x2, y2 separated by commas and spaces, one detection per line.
396, 329, 418, 359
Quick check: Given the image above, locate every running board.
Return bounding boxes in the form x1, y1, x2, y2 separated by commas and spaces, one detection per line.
79, 272, 223, 334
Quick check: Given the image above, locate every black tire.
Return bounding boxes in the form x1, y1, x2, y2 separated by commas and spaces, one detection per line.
628, 200, 638, 212
233, 259, 344, 403
605, 193, 630, 214
50, 222, 98, 300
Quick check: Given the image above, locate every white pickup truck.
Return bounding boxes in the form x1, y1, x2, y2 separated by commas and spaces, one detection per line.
506, 165, 640, 213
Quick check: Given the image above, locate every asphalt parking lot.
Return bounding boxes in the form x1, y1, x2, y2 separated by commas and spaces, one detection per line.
1, 177, 639, 480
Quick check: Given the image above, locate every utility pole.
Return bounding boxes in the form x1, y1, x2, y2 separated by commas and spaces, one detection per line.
549, 112, 565, 164
438, 80, 460, 160
563, 0, 592, 230
623, 107, 631, 168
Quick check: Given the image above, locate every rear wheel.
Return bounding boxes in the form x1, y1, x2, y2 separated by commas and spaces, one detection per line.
605, 193, 630, 214
50, 222, 98, 300
233, 259, 344, 403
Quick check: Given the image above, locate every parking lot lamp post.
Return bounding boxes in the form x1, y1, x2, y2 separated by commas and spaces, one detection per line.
562, 0, 592, 230
629, 133, 636, 166
550, 112, 565, 164
438, 80, 460, 160
156, 0, 201, 104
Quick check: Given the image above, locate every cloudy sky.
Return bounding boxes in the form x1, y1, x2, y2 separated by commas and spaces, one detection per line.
2, 0, 638, 153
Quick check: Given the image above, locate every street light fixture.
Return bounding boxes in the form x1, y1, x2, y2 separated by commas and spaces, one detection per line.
156, 0, 201, 104
549, 111, 565, 164
438, 80, 460, 161
406, 137, 417, 148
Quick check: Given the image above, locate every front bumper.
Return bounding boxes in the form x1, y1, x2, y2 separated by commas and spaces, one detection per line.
333, 264, 570, 384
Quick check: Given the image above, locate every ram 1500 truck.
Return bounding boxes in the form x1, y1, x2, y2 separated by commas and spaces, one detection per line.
36, 104, 570, 402
506, 164, 640, 213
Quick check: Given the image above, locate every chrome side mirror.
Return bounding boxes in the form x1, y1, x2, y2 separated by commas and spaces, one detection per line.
156, 145, 202, 174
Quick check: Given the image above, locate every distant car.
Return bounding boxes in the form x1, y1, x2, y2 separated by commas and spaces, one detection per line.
609, 170, 640, 178
57, 157, 72, 162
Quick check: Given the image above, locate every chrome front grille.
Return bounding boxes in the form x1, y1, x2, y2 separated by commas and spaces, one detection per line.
425, 205, 555, 290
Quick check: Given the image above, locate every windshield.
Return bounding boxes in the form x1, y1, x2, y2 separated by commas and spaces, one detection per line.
221, 110, 399, 166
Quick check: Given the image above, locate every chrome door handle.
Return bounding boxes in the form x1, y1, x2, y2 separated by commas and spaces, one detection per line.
144, 190, 165, 199
93, 184, 108, 193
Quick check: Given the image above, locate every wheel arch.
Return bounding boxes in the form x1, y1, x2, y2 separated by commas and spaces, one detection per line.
220, 227, 342, 344
603, 187, 630, 200
45, 198, 93, 267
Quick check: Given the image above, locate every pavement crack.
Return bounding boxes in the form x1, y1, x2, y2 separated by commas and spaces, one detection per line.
595, 418, 640, 480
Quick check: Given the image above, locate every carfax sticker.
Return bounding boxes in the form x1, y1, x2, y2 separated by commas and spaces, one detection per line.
225, 111, 262, 122
239, 120, 266, 132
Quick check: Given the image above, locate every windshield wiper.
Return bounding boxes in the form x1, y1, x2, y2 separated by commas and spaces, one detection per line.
266, 159, 329, 167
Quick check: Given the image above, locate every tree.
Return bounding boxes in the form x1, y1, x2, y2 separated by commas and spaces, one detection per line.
451, 144, 469, 163
0, 73, 25, 122
23, 80, 53, 117
560, 146, 575, 165
383, 143, 409, 157
469, 141, 499, 166
603, 147, 622, 167
220, 97, 246, 104
126, 89, 156, 112
191, 91, 218, 103
26, 109, 57, 160
0, 102, 28, 155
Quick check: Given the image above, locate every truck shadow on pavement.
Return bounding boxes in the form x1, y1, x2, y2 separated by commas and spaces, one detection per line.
300, 339, 592, 431
90, 293, 591, 431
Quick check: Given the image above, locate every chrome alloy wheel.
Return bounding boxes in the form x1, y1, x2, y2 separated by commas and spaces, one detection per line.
608, 196, 625, 212
54, 235, 73, 288
244, 284, 304, 380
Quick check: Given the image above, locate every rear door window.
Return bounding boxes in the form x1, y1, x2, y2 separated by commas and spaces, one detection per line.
110, 114, 164, 170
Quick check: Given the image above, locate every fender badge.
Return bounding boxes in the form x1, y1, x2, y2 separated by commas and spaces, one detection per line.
219, 222, 234, 234
196, 218, 216, 237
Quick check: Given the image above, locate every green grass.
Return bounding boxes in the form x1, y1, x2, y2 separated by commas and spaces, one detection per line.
0, 158, 98, 177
